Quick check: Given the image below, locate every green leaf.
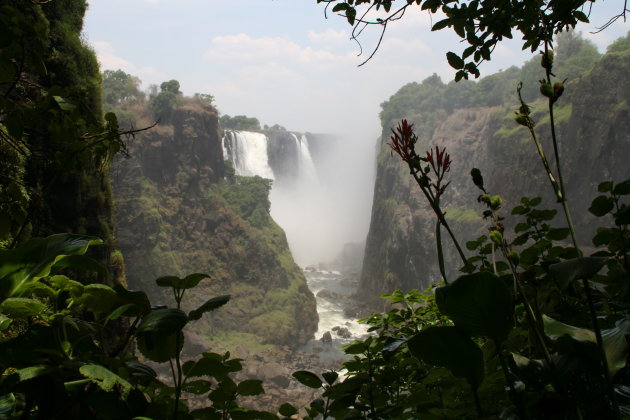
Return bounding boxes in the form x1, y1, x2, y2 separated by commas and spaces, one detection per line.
52, 96, 76, 111
156, 273, 209, 290
432, 18, 450, 31
72, 283, 117, 315
237, 379, 264, 396
188, 295, 230, 321
322, 371, 339, 385
343, 341, 366, 354
16, 365, 57, 382
293, 371, 323, 389
544, 315, 630, 376
0, 234, 102, 299
113, 285, 151, 316
182, 379, 212, 395
0, 297, 46, 318
574, 10, 589, 22
589, 195, 614, 217
436, 272, 514, 342
183, 355, 229, 379
136, 331, 184, 363
52, 255, 108, 281
446, 52, 465, 70
549, 257, 606, 290
79, 364, 132, 398
616, 206, 630, 225
546, 228, 570, 241
598, 181, 614, 193
0, 313, 11, 330
279, 402, 298, 417
136, 308, 187, 334
613, 180, 630, 195
346, 7, 356, 25
408, 326, 484, 388
332, 3, 349, 12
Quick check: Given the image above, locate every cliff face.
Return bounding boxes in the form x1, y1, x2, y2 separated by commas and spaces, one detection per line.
360, 40, 630, 306
112, 100, 318, 347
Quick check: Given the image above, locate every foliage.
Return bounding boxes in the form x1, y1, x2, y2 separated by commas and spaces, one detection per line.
220, 115, 262, 131
0, 234, 284, 419
102, 69, 145, 108
220, 176, 272, 228
318, 0, 603, 80
150, 80, 182, 120
292, 16, 630, 420
0, 0, 136, 292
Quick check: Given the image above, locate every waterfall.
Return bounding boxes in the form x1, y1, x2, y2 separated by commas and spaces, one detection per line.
293, 134, 318, 185
222, 130, 275, 179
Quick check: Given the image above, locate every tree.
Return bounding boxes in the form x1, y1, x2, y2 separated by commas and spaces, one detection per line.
150, 79, 182, 120
102, 69, 144, 107
219, 114, 261, 131
317, 0, 619, 80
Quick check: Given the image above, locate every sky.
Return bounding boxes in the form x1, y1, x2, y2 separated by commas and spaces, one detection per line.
84, 0, 630, 265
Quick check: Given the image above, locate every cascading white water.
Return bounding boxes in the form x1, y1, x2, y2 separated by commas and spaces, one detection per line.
222, 130, 275, 179
292, 134, 318, 185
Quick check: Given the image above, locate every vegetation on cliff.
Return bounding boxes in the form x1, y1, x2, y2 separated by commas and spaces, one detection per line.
361, 31, 630, 299
105, 77, 318, 349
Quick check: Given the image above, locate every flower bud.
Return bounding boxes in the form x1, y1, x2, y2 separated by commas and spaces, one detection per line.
541, 50, 554, 71
539, 82, 554, 98
490, 194, 503, 210
507, 250, 520, 266
490, 230, 503, 246
515, 114, 532, 128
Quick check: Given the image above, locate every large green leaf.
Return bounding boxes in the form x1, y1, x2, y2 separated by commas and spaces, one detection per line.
183, 355, 229, 379
71, 283, 117, 315
544, 315, 630, 376
136, 308, 187, 335
293, 371, 323, 389
136, 331, 184, 363
79, 364, 132, 398
436, 272, 514, 341
237, 379, 264, 396
549, 257, 606, 290
0, 234, 102, 299
155, 273, 209, 290
407, 326, 485, 388
0, 297, 46, 318
188, 295, 230, 321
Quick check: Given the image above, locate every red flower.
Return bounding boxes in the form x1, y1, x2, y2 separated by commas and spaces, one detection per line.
389, 119, 416, 162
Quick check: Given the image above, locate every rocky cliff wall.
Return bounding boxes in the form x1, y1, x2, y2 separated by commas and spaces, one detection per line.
111, 100, 318, 347
360, 42, 630, 307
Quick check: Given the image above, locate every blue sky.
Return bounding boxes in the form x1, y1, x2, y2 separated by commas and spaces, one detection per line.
85, 0, 630, 138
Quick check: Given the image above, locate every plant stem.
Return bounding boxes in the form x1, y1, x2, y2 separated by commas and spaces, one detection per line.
471, 384, 483, 418
410, 171, 467, 266
582, 277, 620, 418
436, 219, 448, 284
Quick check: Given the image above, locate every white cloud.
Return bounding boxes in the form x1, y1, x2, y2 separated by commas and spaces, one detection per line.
308, 29, 349, 44
90, 41, 167, 86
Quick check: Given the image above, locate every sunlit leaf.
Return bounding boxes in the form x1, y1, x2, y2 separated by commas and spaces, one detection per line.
0, 297, 46, 318
79, 364, 132, 398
